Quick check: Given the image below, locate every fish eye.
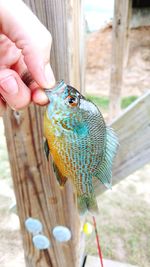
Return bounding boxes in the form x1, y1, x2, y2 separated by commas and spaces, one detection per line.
66, 95, 78, 107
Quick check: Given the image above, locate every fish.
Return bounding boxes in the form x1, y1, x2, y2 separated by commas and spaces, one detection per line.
44, 80, 118, 213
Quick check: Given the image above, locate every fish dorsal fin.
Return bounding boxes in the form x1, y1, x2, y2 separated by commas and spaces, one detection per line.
94, 127, 119, 189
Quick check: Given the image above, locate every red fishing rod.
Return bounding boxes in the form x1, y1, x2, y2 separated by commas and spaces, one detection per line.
92, 215, 104, 267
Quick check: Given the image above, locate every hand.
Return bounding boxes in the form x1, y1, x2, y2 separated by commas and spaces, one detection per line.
0, 0, 55, 116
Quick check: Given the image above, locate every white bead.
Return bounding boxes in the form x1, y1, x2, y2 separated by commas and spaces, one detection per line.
53, 226, 72, 242
33, 234, 50, 250
25, 218, 43, 235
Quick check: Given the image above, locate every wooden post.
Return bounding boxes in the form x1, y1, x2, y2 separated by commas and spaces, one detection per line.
109, 0, 132, 120
68, 0, 85, 93
28, 0, 85, 91
3, 1, 85, 267
124, 0, 132, 68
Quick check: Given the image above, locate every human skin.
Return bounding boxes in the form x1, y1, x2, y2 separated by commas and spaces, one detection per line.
0, 0, 55, 115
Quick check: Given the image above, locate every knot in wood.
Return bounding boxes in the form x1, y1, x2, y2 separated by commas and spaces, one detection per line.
13, 111, 21, 125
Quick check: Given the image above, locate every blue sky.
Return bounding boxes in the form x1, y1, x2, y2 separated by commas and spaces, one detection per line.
84, 0, 114, 31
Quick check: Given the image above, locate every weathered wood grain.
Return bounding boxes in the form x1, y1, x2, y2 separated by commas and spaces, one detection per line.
109, 0, 132, 120
3, 1, 85, 267
24, 0, 85, 91
94, 91, 150, 196
4, 107, 80, 267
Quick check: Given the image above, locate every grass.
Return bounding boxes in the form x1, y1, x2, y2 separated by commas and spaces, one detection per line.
86, 95, 138, 110
86, 166, 150, 267
86, 95, 109, 110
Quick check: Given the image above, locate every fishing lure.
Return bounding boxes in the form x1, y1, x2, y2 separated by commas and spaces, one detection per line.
44, 80, 118, 213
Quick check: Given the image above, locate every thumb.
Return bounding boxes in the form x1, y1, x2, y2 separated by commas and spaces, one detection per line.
0, 0, 55, 88
0, 68, 31, 109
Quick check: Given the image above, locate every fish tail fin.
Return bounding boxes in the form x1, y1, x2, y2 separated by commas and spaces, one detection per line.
95, 126, 119, 188
77, 193, 98, 214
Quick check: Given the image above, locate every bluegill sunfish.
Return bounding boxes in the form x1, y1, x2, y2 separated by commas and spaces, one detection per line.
44, 80, 118, 213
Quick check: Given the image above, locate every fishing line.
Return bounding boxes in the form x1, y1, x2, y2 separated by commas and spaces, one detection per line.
92, 215, 104, 267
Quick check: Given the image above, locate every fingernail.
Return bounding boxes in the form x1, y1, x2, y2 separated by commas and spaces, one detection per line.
0, 76, 18, 95
44, 64, 55, 87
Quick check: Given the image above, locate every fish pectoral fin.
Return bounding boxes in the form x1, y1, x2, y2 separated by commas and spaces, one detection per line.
53, 162, 68, 187
94, 127, 119, 189
44, 138, 50, 160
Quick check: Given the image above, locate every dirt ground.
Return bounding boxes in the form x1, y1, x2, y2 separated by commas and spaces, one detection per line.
0, 25, 150, 267
85, 25, 150, 97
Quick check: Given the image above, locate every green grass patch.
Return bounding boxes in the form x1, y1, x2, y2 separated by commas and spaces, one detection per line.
86, 95, 138, 110
86, 95, 109, 110
121, 96, 138, 109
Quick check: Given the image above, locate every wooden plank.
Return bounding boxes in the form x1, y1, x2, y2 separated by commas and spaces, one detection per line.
124, 0, 132, 68
3, 1, 85, 267
94, 91, 150, 196
78, 0, 86, 94
109, 0, 132, 120
34, 0, 84, 92
85, 256, 139, 267
25, 0, 85, 91
70, 0, 85, 93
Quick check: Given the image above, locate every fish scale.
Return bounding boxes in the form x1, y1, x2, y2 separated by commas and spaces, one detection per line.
44, 80, 118, 213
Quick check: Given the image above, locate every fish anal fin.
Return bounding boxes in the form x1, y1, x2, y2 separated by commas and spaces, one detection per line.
94, 126, 119, 188
53, 162, 68, 187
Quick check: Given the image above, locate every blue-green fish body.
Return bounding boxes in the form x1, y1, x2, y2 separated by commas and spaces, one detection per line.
44, 80, 118, 213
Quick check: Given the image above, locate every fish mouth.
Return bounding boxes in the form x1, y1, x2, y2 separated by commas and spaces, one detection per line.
45, 80, 66, 94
